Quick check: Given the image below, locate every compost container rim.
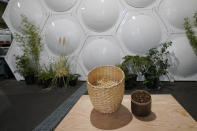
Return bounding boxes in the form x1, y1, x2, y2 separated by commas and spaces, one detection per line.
131, 90, 152, 105
86, 65, 125, 89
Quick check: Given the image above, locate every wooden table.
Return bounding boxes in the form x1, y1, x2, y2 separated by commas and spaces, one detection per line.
55, 95, 197, 131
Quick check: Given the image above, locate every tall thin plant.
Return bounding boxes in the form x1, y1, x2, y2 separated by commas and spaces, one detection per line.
52, 54, 70, 88
15, 15, 42, 76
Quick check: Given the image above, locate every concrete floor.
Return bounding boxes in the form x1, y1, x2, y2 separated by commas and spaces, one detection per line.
0, 79, 197, 131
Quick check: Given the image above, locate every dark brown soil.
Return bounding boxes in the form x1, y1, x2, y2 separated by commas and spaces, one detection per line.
132, 92, 151, 103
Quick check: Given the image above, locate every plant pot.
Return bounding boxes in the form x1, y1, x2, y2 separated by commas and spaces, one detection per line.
131, 90, 151, 116
36, 79, 43, 86
25, 75, 36, 85
69, 79, 78, 86
57, 77, 67, 88
69, 74, 80, 86
34, 76, 39, 85
41, 78, 52, 88
145, 77, 159, 89
125, 74, 137, 90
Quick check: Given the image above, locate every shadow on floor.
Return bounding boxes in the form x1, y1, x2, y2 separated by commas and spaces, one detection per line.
134, 112, 156, 122
90, 105, 132, 130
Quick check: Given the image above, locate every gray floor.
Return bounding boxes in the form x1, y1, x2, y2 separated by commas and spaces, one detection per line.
0, 79, 197, 131
0, 79, 83, 131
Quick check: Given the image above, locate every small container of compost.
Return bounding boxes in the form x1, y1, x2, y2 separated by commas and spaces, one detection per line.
131, 90, 151, 116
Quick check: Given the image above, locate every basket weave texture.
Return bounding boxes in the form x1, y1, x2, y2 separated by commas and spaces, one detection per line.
87, 65, 125, 113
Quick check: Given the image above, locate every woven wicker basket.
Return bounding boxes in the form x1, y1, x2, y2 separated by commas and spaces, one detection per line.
87, 65, 125, 113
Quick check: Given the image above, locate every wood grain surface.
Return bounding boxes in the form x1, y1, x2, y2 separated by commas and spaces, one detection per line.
55, 95, 197, 131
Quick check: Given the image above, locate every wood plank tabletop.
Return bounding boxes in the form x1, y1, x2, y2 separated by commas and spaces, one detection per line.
55, 95, 197, 131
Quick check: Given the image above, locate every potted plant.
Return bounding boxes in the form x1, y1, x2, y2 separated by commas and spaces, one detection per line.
117, 56, 148, 90
68, 74, 80, 86
119, 42, 171, 90
14, 15, 42, 84
141, 42, 172, 89
131, 90, 152, 116
15, 54, 37, 84
38, 64, 55, 88
52, 54, 70, 88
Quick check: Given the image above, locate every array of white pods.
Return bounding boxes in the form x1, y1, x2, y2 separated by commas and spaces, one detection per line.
2, 0, 197, 81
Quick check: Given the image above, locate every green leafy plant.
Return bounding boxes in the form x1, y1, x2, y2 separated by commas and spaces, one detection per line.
118, 56, 148, 81
39, 64, 55, 81
184, 11, 197, 55
15, 15, 42, 78
117, 55, 149, 89
142, 42, 172, 88
15, 55, 35, 77
38, 64, 55, 88
118, 42, 172, 89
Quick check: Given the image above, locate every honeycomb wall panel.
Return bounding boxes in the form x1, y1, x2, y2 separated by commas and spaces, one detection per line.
44, 0, 77, 12
3, 0, 197, 81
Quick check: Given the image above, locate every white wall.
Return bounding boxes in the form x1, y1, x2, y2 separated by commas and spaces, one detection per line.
2, 0, 197, 81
